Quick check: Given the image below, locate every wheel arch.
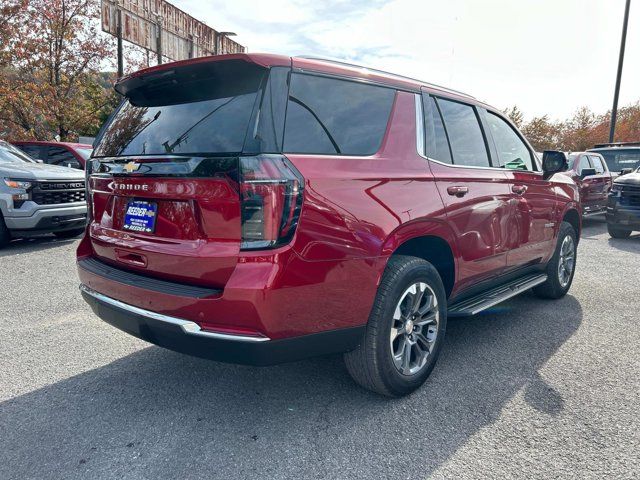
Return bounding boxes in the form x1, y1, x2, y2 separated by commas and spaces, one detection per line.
381, 221, 458, 299
561, 206, 581, 240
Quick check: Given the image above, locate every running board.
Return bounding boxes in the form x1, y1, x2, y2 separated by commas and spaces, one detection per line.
448, 273, 548, 317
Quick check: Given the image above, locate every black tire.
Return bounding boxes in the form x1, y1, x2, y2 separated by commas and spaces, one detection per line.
344, 255, 447, 397
607, 224, 632, 239
53, 228, 85, 239
0, 214, 11, 249
533, 221, 577, 299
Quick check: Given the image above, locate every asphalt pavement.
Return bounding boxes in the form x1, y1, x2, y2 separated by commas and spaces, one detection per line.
1, 216, 639, 479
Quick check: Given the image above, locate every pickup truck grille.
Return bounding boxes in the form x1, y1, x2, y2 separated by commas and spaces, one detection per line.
620, 184, 640, 207
31, 181, 86, 205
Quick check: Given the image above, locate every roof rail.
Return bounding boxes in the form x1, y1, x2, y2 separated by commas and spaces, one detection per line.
296, 55, 475, 99
593, 141, 640, 148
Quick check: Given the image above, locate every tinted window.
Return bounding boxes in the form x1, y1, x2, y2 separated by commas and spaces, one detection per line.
422, 94, 452, 164
436, 98, 490, 167
19, 145, 44, 160
283, 74, 395, 155
485, 112, 533, 170
589, 155, 605, 174
594, 149, 640, 172
47, 147, 80, 169
94, 60, 266, 157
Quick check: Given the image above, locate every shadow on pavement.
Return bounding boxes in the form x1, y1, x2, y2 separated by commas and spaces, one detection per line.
0, 235, 79, 258
0, 293, 582, 479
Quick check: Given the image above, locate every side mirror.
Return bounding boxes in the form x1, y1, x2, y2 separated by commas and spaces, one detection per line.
620, 168, 633, 176
542, 150, 568, 179
580, 167, 597, 179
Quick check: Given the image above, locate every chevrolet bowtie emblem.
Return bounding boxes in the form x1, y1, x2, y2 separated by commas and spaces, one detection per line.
123, 161, 140, 173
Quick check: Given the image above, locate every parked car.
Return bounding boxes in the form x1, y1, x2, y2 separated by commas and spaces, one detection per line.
0, 140, 87, 247
77, 54, 581, 396
606, 164, 640, 238
564, 152, 612, 216
588, 142, 640, 177
12, 141, 92, 170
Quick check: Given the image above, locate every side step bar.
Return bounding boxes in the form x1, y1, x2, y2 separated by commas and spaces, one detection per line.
448, 273, 548, 317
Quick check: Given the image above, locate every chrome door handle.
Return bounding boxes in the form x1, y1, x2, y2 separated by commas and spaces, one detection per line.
447, 186, 469, 197
512, 185, 528, 195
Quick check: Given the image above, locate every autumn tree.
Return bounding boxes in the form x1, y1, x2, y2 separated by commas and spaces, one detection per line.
0, 0, 119, 140
521, 115, 560, 152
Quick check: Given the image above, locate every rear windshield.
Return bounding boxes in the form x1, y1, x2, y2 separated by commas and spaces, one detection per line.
94, 60, 266, 157
593, 149, 640, 172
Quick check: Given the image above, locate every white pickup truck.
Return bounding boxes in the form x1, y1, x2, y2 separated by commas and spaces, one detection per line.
0, 140, 86, 248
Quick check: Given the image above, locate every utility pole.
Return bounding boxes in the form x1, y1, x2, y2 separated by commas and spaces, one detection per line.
155, 14, 164, 65
116, 3, 123, 78
609, 0, 631, 143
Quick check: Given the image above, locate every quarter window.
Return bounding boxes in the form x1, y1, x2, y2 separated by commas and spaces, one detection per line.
485, 112, 534, 171
435, 98, 490, 168
283, 74, 395, 155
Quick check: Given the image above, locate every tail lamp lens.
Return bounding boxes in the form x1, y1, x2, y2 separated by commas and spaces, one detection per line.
240, 155, 304, 250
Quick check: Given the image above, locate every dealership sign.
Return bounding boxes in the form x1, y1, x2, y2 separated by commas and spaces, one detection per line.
101, 0, 245, 63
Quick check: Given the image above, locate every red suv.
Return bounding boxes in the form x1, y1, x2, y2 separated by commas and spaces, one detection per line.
77, 54, 581, 396
13, 141, 92, 170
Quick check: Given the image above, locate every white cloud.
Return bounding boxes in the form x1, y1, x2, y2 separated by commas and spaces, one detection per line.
173, 0, 640, 120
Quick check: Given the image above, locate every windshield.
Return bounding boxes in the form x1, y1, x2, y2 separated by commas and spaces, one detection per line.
0, 143, 35, 164
567, 154, 579, 169
94, 60, 266, 157
0, 142, 36, 163
594, 149, 640, 172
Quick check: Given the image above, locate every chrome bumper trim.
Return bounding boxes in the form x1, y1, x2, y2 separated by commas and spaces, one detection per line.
79, 284, 270, 343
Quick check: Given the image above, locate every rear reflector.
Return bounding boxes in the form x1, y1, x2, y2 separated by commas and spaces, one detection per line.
240, 155, 304, 250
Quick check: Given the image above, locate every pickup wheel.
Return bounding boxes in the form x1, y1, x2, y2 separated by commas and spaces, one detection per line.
607, 224, 632, 239
533, 221, 577, 299
0, 213, 10, 248
53, 228, 85, 239
344, 255, 447, 397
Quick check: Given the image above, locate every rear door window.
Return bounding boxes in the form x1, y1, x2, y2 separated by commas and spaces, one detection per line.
435, 98, 490, 168
283, 74, 395, 155
47, 147, 81, 168
484, 111, 534, 171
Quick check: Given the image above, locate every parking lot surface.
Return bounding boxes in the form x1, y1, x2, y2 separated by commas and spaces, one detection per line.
1, 217, 639, 479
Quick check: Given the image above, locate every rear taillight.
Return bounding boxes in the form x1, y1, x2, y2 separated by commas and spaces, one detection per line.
240, 155, 304, 250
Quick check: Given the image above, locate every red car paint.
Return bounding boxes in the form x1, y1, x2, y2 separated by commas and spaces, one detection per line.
77, 53, 581, 360
561, 152, 613, 215
12, 140, 92, 169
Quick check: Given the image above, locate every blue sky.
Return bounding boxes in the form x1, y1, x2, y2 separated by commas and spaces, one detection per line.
173, 0, 639, 120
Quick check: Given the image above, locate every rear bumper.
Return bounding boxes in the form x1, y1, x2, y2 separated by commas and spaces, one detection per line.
80, 284, 364, 365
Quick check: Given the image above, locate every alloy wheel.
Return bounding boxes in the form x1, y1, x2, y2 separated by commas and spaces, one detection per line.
558, 235, 575, 288
390, 282, 439, 376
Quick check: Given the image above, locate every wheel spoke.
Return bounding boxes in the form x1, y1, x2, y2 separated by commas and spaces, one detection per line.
390, 326, 402, 342
415, 311, 437, 326
401, 338, 412, 373
410, 284, 426, 314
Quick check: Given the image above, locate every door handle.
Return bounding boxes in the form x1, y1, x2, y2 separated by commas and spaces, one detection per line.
512, 185, 528, 195
447, 186, 469, 197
